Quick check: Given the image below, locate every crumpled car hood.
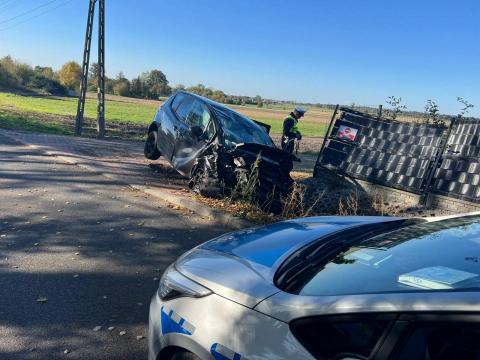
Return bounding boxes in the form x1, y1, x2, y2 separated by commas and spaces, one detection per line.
231, 143, 300, 163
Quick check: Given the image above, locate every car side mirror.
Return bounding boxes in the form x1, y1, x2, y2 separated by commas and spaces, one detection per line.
190, 126, 203, 138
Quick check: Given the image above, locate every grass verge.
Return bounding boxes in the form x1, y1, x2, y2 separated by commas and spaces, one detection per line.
0, 92, 328, 137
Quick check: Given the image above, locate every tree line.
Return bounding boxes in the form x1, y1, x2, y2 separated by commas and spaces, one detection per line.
0, 55, 68, 95
0, 55, 269, 107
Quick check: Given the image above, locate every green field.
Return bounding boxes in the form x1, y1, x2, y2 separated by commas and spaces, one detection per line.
0, 92, 157, 123
0, 92, 327, 138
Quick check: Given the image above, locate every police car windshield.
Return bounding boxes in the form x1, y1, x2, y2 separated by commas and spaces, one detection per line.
212, 106, 274, 149
285, 216, 480, 296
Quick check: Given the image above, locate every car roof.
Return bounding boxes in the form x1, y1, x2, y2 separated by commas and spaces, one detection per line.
175, 90, 234, 112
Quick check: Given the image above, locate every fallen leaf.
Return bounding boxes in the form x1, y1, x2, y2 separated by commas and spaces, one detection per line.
34, 243, 39, 246
119, 331, 126, 336
108, 326, 115, 331
93, 326, 102, 332
36, 296, 48, 303
63, 349, 70, 354
136, 335, 145, 340
137, 221, 145, 226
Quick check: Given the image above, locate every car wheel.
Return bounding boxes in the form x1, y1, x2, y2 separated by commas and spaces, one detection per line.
144, 130, 161, 160
189, 168, 225, 198
170, 351, 201, 360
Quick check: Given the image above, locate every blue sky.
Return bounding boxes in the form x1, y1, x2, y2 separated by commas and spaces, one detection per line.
0, 0, 479, 115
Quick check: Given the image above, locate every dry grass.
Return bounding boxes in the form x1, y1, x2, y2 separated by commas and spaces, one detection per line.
338, 190, 359, 216
281, 183, 324, 219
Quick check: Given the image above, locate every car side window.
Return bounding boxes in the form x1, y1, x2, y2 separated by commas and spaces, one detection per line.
174, 96, 194, 122
171, 93, 185, 112
185, 100, 215, 141
290, 315, 392, 360
186, 100, 210, 128
396, 322, 480, 360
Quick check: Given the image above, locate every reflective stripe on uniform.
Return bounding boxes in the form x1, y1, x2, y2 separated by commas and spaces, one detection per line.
288, 115, 300, 134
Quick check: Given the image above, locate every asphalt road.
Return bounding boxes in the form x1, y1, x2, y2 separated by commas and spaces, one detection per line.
0, 133, 230, 359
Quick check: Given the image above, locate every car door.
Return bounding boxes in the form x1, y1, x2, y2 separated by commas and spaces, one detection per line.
375, 313, 480, 360
157, 93, 185, 160
172, 97, 216, 177
287, 311, 480, 360
287, 313, 396, 360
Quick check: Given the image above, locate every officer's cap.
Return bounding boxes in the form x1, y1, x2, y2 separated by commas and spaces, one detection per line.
294, 106, 307, 116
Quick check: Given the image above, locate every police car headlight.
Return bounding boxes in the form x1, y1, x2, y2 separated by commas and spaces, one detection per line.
158, 265, 212, 301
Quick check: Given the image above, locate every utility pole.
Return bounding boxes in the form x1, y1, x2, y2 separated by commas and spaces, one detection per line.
97, 0, 105, 137
75, 0, 106, 138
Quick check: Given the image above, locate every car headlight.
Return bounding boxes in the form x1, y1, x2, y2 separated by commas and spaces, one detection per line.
157, 264, 212, 301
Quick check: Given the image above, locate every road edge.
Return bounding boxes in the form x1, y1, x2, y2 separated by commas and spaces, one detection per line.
3, 131, 253, 230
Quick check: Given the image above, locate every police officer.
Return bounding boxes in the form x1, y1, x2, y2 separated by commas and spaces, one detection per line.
282, 106, 306, 153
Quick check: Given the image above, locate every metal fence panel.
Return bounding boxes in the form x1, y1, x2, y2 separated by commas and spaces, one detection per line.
315, 108, 445, 194
431, 118, 480, 202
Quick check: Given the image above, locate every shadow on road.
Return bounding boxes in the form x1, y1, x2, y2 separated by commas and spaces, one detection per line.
0, 134, 230, 359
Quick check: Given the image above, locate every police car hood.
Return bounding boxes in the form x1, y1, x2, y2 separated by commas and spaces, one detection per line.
175, 216, 401, 308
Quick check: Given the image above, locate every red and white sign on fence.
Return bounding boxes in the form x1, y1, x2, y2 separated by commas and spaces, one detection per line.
336, 125, 358, 142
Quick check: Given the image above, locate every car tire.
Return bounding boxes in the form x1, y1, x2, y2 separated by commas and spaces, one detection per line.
144, 130, 161, 160
189, 168, 225, 199
170, 351, 201, 360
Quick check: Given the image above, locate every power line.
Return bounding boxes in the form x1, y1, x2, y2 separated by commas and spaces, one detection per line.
0, 0, 21, 12
0, 0, 73, 31
0, 0, 58, 26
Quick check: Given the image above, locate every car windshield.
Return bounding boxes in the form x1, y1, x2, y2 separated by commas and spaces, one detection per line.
285, 216, 480, 296
212, 105, 274, 148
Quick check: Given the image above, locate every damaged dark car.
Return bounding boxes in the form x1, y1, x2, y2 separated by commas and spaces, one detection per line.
144, 91, 297, 210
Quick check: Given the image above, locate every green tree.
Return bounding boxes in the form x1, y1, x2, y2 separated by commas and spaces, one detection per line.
88, 62, 99, 87
58, 61, 82, 90
254, 95, 263, 107
34, 66, 55, 80
130, 77, 145, 98
141, 70, 171, 99
113, 80, 130, 96
424, 99, 444, 126
13, 63, 34, 86
112, 72, 130, 96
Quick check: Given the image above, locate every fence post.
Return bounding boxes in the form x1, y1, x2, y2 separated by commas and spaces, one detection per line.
378, 105, 383, 118
420, 117, 457, 205
314, 104, 339, 177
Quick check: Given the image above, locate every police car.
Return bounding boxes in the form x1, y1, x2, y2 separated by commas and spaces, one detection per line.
149, 215, 480, 359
